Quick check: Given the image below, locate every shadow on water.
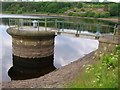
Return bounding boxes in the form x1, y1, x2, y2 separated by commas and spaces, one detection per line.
8, 55, 55, 80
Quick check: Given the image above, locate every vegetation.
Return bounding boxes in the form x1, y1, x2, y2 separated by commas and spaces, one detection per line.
66, 45, 119, 88
2, 2, 119, 18
109, 4, 119, 16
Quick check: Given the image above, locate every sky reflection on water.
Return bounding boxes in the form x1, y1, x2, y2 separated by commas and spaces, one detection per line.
0, 14, 59, 19
1, 25, 99, 82
54, 35, 98, 68
0, 26, 2, 83
1, 25, 12, 82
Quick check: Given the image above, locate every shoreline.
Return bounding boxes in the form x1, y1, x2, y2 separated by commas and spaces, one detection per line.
23, 13, 119, 23
2, 13, 118, 23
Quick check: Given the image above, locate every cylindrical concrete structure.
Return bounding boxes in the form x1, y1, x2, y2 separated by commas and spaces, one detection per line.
7, 28, 56, 80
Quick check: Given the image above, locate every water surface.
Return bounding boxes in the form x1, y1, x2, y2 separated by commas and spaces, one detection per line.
1, 24, 98, 82
2, 14, 116, 82
0, 14, 59, 19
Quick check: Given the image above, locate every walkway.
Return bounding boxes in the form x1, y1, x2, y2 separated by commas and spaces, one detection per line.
10, 26, 100, 40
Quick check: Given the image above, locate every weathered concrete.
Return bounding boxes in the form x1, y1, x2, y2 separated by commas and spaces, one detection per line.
7, 28, 55, 58
7, 28, 56, 80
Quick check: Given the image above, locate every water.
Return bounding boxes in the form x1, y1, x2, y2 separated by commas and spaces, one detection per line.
0, 25, 2, 83
0, 14, 59, 19
54, 35, 98, 68
1, 25, 12, 82
2, 14, 117, 82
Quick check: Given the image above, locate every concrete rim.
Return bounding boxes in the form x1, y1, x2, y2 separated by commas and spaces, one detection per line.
7, 27, 55, 37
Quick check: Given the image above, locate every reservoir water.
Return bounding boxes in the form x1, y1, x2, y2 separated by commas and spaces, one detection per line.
1, 14, 116, 82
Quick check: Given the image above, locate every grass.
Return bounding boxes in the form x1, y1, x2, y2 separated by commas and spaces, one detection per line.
65, 45, 119, 88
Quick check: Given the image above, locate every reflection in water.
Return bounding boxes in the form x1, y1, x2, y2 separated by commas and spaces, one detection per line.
1, 25, 99, 82
54, 35, 98, 68
8, 55, 55, 80
0, 14, 39, 19
1, 25, 12, 82
0, 26, 2, 83
0, 14, 59, 19
0, 25, 12, 81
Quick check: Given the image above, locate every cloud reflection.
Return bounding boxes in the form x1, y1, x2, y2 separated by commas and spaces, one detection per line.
1, 25, 12, 82
54, 35, 99, 68
0, 25, 2, 83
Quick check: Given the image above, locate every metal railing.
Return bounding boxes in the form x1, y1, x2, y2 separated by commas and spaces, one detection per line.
56, 21, 101, 36
8, 18, 101, 31
8, 18, 104, 38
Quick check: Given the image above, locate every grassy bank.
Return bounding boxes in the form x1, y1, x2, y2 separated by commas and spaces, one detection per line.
65, 45, 119, 88
2, 2, 119, 19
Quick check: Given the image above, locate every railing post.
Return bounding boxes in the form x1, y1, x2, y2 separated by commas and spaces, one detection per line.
112, 24, 117, 40
57, 22, 61, 35
79, 23, 82, 31
95, 24, 100, 39
55, 19, 57, 28
62, 21, 64, 31
98, 24, 100, 34
8, 19, 10, 27
29, 19, 31, 26
113, 24, 117, 35
18, 19, 19, 30
19, 19, 23, 29
90, 24, 92, 31
58, 22, 60, 32
15, 19, 17, 27
38, 20, 39, 31
76, 24, 79, 37
45, 18, 47, 31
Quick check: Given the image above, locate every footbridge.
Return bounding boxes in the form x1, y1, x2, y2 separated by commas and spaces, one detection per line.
8, 18, 117, 40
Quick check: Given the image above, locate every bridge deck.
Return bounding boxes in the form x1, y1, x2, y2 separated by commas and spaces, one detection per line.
9, 26, 118, 43
11, 26, 99, 39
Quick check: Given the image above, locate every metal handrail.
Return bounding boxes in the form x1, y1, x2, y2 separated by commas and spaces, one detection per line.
8, 18, 101, 36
